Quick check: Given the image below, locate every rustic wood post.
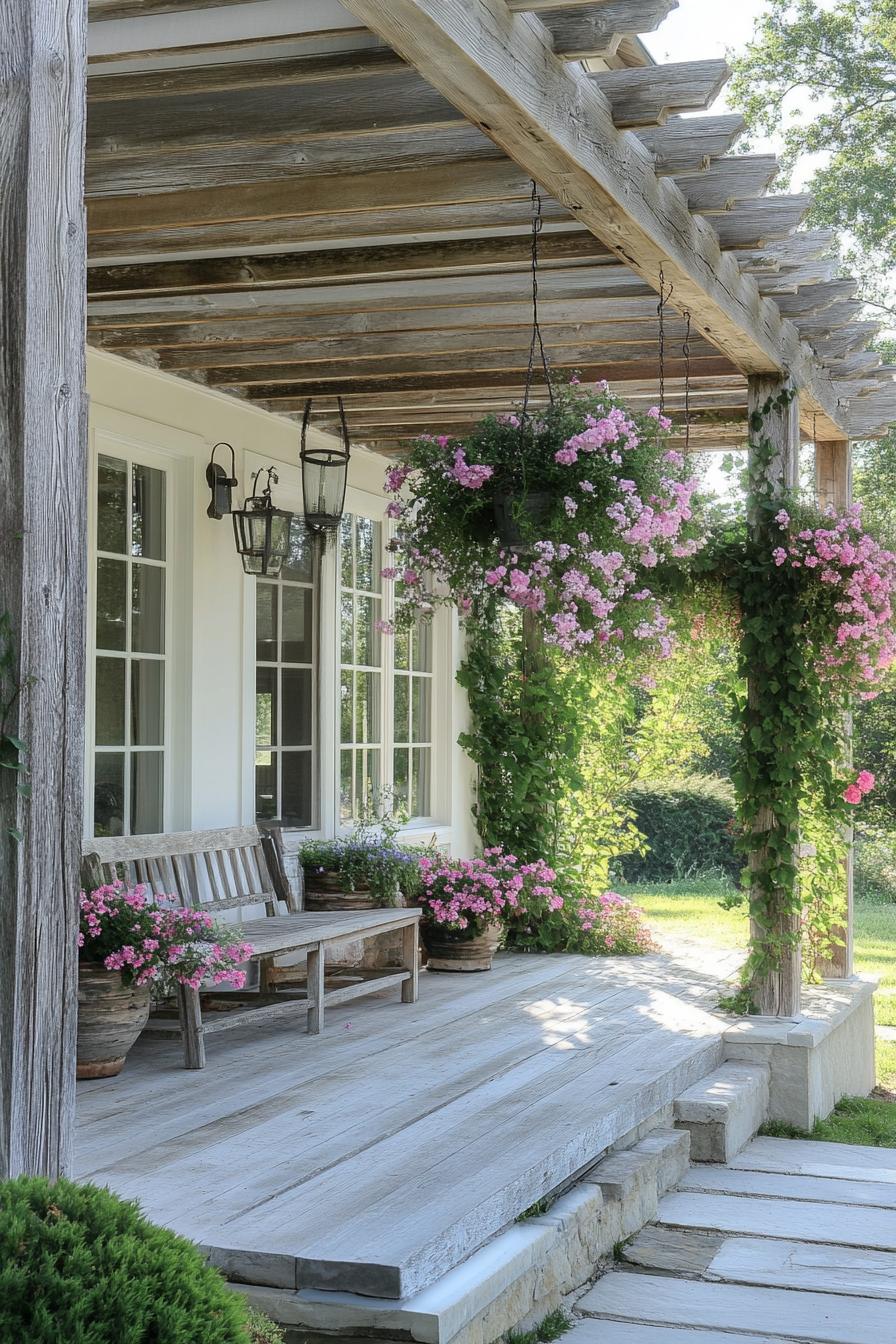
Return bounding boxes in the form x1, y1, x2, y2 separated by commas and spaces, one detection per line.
0, 0, 88, 1177
815, 438, 855, 978
746, 375, 802, 1016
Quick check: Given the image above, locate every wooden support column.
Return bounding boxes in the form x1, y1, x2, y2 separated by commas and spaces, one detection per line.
0, 0, 88, 1176
815, 438, 855, 979
747, 375, 802, 1016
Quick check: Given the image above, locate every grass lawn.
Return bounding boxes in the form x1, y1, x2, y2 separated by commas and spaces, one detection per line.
622, 878, 896, 1116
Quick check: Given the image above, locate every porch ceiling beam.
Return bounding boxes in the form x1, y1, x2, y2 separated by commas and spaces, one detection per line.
588, 60, 730, 127
536, 2, 679, 61
707, 196, 813, 249
634, 115, 746, 174
246, 356, 735, 399
673, 156, 779, 213
734, 230, 837, 272
772, 279, 859, 319
336, 0, 847, 435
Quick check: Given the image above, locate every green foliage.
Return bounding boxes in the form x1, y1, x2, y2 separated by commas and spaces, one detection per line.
764, 1095, 896, 1146
855, 827, 896, 901
729, 0, 896, 310
506, 1309, 572, 1344
0, 611, 32, 844
0, 1177, 252, 1344
618, 777, 740, 883
247, 1308, 286, 1344
299, 806, 432, 903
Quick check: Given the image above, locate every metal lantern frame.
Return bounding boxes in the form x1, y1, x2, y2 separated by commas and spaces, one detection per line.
300, 397, 351, 535
231, 466, 294, 577
205, 441, 238, 519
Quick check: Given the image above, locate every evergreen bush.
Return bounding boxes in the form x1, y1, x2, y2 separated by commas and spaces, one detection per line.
618, 776, 740, 883
0, 1176, 253, 1344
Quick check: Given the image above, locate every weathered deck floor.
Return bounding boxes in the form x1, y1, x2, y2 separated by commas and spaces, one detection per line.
75, 952, 725, 1299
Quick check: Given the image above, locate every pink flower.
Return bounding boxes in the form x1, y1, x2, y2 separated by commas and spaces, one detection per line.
843, 784, 863, 805
375, 618, 394, 635
856, 771, 876, 794
775, 509, 790, 527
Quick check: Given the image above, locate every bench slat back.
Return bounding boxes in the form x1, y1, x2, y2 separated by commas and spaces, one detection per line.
83, 826, 297, 918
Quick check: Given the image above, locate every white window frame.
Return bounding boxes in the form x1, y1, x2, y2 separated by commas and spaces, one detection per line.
85, 411, 195, 839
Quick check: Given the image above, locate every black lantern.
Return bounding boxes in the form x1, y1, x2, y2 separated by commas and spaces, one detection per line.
206, 442, 238, 519
300, 397, 351, 534
232, 467, 293, 577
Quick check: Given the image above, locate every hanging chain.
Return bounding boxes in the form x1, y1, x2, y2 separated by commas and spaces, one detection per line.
657, 266, 673, 418
683, 309, 692, 453
521, 179, 553, 422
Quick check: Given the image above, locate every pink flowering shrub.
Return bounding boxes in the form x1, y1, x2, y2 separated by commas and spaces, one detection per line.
79, 883, 253, 993
380, 380, 706, 662
418, 847, 654, 956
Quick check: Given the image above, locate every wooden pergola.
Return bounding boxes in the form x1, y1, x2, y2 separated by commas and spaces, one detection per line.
2, 0, 893, 1177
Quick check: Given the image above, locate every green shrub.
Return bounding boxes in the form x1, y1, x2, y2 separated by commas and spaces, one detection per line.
855, 827, 896, 902
617, 776, 740, 883
248, 1307, 286, 1343
0, 1176, 252, 1344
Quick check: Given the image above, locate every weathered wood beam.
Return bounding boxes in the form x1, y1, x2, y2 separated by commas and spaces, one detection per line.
673, 156, 778, 213
746, 374, 802, 1017
795, 300, 863, 332
589, 59, 730, 126
537, 1, 678, 61
773, 279, 859, 319
87, 295, 667, 348
335, 0, 849, 433
635, 115, 745, 174
1, 0, 87, 1178
807, 324, 881, 359
86, 233, 612, 298
709, 196, 813, 249
734, 230, 837, 272
90, 0, 253, 14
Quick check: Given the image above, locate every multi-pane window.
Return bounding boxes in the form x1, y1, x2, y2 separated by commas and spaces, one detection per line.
339, 513, 383, 822
393, 621, 432, 817
255, 520, 317, 827
92, 453, 168, 837
339, 511, 434, 824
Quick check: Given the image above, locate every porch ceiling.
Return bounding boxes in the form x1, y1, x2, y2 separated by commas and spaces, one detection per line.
85, 0, 896, 450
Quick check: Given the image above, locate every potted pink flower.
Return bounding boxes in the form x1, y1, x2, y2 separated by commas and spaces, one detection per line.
77, 883, 253, 1078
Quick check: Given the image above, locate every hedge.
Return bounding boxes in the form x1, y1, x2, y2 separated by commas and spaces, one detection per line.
618, 776, 740, 883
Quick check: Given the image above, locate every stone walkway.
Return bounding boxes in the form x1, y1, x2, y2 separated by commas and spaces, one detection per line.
567, 1134, 896, 1343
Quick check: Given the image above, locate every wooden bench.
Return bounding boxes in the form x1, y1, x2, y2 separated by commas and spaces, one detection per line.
82, 826, 420, 1069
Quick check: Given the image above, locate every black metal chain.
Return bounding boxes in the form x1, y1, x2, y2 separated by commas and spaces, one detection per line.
657, 267, 673, 418
683, 309, 692, 452
521, 180, 554, 422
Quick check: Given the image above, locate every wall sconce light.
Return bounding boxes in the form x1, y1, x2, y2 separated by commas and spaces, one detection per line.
300, 397, 351, 535
206, 442, 238, 519
232, 467, 294, 577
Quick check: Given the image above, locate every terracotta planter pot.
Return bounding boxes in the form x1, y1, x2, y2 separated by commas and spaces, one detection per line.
303, 869, 380, 911
421, 923, 501, 972
77, 964, 151, 1079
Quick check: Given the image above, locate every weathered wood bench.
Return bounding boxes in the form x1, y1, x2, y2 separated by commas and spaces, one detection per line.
82, 826, 420, 1069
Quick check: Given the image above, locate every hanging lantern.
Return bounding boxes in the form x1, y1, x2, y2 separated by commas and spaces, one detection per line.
300, 397, 351, 534
205, 441, 238, 519
232, 467, 293, 577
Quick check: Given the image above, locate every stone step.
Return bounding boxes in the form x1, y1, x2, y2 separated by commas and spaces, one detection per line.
730, 1135, 896, 1184
673, 1062, 769, 1162
678, 1163, 896, 1209
578, 1269, 893, 1343
563, 1319, 800, 1344
655, 1190, 896, 1251
623, 1224, 896, 1300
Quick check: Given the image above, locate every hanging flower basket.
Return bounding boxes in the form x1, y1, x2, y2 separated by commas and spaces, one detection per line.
492, 487, 553, 553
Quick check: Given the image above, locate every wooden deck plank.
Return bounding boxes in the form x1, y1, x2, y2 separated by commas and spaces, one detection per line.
730, 1136, 896, 1184
656, 1191, 896, 1252
579, 1271, 893, 1343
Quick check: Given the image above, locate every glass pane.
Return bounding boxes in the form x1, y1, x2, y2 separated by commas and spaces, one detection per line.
255, 750, 277, 822
340, 750, 354, 823
394, 624, 410, 671
355, 517, 381, 592
131, 659, 164, 747
355, 671, 381, 745
96, 558, 127, 652
131, 564, 165, 655
131, 751, 163, 835
96, 455, 128, 555
355, 595, 381, 668
256, 583, 278, 662
412, 747, 431, 817
362, 748, 381, 814
393, 674, 410, 745
282, 520, 314, 583
282, 586, 313, 663
413, 619, 433, 673
340, 671, 353, 744
131, 463, 166, 560
256, 666, 277, 746
413, 676, 431, 744
281, 752, 313, 828
94, 753, 125, 837
340, 592, 354, 664
281, 668, 312, 747
95, 658, 126, 746
340, 514, 354, 588
393, 748, 409, 811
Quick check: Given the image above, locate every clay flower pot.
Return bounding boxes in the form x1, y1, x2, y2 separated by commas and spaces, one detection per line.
77, 963, 151, 1079
421, 923, 501, 972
